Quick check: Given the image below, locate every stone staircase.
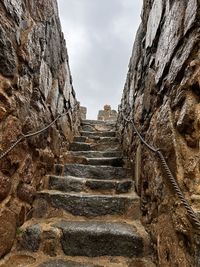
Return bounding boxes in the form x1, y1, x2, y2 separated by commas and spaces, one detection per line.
0, 120, 156, 267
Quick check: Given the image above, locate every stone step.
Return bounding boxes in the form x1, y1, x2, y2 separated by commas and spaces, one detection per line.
73, 136, 118, 143
17, 220, 148, 258
81, 121, 116, 132
55, 164, 132, 180
37, 258, 156, 267
45, 175, 133, 194
81, 120, 116, 125
35, 190, 140, 218
69, 142, 91, 151
86, 157, 124, 166
70, 150, 122, 158
80, 130, 116, 137
62, 152, 125, 167
61, 153, 124, 166
69, 141, 119, 152
0, 254, 156, 267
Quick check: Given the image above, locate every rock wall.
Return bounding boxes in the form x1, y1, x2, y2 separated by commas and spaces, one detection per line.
0, 0, 80, 258
118, 1, 200, 266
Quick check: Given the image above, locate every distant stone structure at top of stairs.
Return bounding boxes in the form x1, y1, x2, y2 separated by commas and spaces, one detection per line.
98, 105, 117, 121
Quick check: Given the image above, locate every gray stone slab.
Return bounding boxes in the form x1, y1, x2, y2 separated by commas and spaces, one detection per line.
70, 151, 122, 158
63, 164, 131, 180
17, 224, 41, 252
86, 157, 123, 167
80, 131, 116, 137
37, 191, 139, 217
54, 221, 144, 257
69, 143, 91, 151
48, 175, 85, 193
47, 175, 133, 194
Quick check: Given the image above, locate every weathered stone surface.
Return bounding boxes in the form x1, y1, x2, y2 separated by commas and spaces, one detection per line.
39, 260, 102, 267
73, 136, 87, 143
0, 209, 16, 258
37, 191, 139, 218
85, 179, 133, 194
118, 0, 200, 265
0, 25, 16, 76
155, 0, 185, 83
145, 0, 163, 48
0, 1, 80, 260
184, 0, 198, 35
129, 258, 156, 267
81, 120, 116, 132
2, 0, 23, 24
63, 164, 131, 180
70, 150, 122, 158
80, 130, 116, 138
17, 224, 41, 252
0, 172, 11, 201
72, 139, 120, 152
17, 183, 36, 204
69, 142, 91, 151
47, 175, 133, 194
48, 175, 85, 193
55, 221, 144, 257
86, 157, 123, 167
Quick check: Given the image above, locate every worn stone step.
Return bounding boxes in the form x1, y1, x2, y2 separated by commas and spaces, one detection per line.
70, 150, 122, 158
17, 220, 147, 258
35, 190, 140, 218
55, 164, 132, 180
55, 221, 145, 257
37, 258, 156, 267
80, 131, 116, 137
62, 153, 124, 166
69, 141, 119, 152
73, 136, 118, 143
45, 175, 133, 194
86, 157, 124, 166
69, 142, 91, 151
81, 120, 116, 125
81, 121, 116, 132
0, 254, 156, 267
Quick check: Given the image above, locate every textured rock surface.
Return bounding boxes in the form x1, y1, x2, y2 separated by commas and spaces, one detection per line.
0, 0, 80, 259
0, 209, 16, 258
56, 221, 144, 257
39, 260, 102, 267
36, 190, 139, 218
118, 0, 200, 266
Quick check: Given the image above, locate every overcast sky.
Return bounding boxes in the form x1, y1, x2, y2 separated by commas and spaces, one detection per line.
57, 0, 143, 119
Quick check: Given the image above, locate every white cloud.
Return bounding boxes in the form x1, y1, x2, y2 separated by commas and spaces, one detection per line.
57, 0, 142, 119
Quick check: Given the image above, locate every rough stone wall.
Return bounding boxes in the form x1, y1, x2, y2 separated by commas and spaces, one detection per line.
118, 1, 200, 266
0, 0, 80, 258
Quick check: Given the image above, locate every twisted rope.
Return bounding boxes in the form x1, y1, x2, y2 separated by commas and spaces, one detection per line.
121, 112, 200, 230
0, 105, 78, 160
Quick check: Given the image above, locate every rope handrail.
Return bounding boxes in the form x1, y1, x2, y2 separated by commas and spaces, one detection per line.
121, 111, 200, 231
0, 104, 78, 160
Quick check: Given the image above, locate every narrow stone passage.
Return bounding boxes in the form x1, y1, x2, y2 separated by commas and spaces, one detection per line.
0, 120, 156, 267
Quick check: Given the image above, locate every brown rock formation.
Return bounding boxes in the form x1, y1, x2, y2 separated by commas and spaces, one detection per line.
0, 0, 80, 258
118, 1, 200, 266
